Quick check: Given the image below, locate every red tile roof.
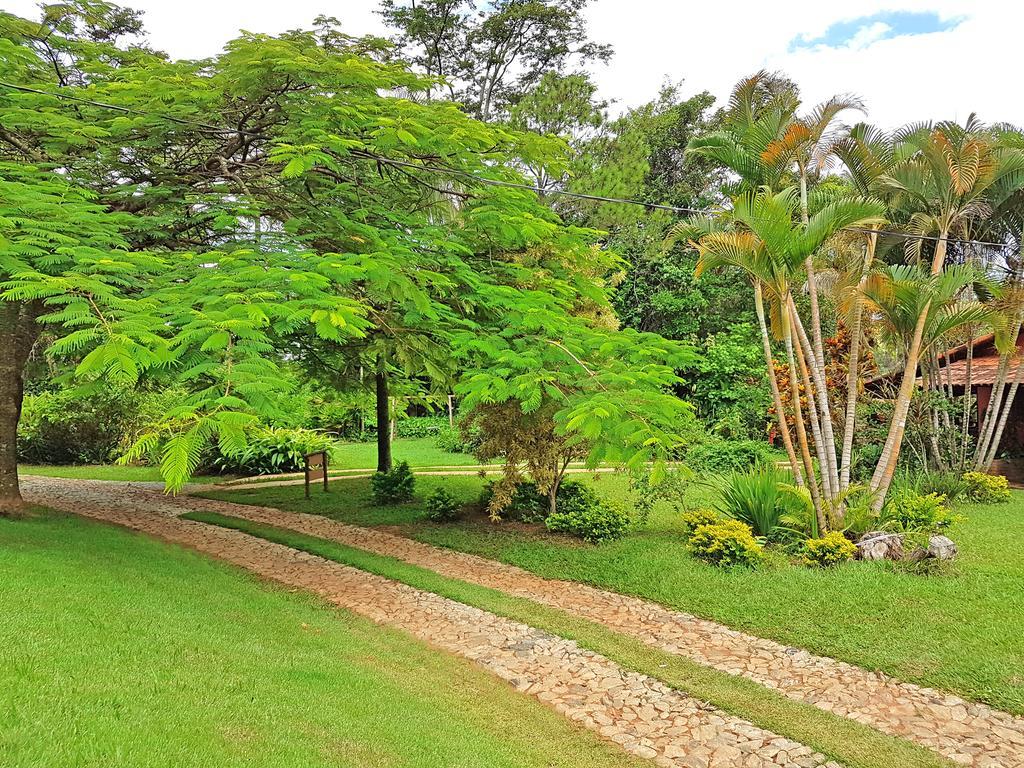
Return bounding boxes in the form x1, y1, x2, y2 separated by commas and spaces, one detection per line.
937, 357, 1024, 387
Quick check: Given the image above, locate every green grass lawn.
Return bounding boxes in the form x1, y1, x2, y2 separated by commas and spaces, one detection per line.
17, 464, 225, 483
203, 475, 1024, 716
16, 437, 475, 484
0, 509, 646, 768
330, 438, 489, 469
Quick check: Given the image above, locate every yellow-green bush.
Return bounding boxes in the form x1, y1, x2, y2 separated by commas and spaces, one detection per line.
801, 532, 857, 568
681, 507, 721, 535
962, 472, 1012, 504
689, 520, 763, 568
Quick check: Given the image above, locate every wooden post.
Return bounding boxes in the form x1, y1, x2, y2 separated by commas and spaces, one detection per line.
304, 451, 328, 499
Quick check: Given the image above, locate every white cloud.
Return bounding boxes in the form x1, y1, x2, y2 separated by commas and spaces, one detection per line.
2, 0, 1016, 128
842, 21, 893, 51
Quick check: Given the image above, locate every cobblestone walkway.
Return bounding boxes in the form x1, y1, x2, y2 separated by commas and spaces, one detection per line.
147, 495, 1024, 768
25, 477, 1024, 767
23, 476, 838, 768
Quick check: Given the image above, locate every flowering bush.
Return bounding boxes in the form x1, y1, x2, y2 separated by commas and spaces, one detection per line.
801, 532, 857, 567
962, 472, 1012, 504
681, 507, 721, 536
689, 520, 764, 568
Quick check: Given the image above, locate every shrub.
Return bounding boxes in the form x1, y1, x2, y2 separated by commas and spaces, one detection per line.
17, 387, 175, 465
545, 497, 631, 543
435, 424, 466, 453
425, 486, 461, 522
897, 471, 970, 503
689, 520, 764, 568
881, 489, 958, 533
479, 480, 547, 522
838, 487, 882, 541
716, 466, 810, 541
370, 461, 416, 504
397, 416, 448, 439
206, 427, 336, 476
802, 532, 857, 567
685, 438, 776, 474
681, 507, 720, 536
962, 472, 1012, 504
632, 466, 691, 525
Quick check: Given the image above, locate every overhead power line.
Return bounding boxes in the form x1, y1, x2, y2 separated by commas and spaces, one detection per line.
0, 80, 1018, 252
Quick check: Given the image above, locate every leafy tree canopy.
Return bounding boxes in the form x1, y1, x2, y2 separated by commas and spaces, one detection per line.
0, 2, 687, 504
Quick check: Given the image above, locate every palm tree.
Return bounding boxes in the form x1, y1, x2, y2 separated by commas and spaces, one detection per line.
868, 117, 1024, 506
756, 94, 865, 502
687, 186, 884, 527
828, 123, 897, 491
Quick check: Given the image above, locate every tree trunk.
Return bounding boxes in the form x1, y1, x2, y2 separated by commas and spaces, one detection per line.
792, 314, 833, 507
0, 301, 42, 516
798, 169, 840, 499
959, 335, 975, 471
784, 317, 824, 524
870, 301, 931, 511
869, 232, 949, 510
790, 301, 838, 503
983, 356, 1023, 470
754, 282, 803, 485
375, 369, 392, 474
839, 266, 867, 493
974, 309, 1023, 469
974, 353, 1010, 468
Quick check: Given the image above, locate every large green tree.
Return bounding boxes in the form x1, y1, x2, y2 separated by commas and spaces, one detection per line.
379, 0, 611, 120
0, 2, 686, 512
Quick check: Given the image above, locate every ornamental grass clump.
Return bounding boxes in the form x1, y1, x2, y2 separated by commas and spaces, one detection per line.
716, 465, 810, 542
689, 519, 764, 568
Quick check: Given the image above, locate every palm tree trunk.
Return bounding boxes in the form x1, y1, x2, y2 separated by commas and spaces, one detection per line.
983, 356, 1023, 469
791, 299, 839, 502
840, 285, 865, 493
870, 231, 951, 510
792, 310, 835, 507
784, 313, 825, 528
870, 300, 931, 510
926, 362, 948, 472
959, 335, 975, 471
798, 169, 841, 501
754, 282, 804, 485
840, 234, 874, 493
975, 353, 1011, 469
974, 309, 1023, 469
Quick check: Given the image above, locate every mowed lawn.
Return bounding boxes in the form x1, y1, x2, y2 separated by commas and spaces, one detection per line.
16, 438, 481, 484
204, 475, 1024, 716
331, 438, 487, 469
0, 510, 644, 768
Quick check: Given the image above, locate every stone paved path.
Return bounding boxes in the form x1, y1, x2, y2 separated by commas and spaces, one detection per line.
188, 507, 1024, 768
23, 476, 838, 768
25, 477, 1024, 767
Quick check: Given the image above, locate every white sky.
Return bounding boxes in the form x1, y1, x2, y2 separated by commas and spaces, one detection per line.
2, 0, 1018, 128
